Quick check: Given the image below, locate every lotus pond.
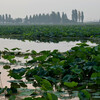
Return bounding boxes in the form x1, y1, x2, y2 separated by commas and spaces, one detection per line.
0, 39, 100, 100
0, 25, 100, 100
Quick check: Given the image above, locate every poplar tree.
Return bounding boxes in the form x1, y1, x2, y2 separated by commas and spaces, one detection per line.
24, 15, 28, 24
62, 12, 68, 24
74, 9, 78, 22
5, 14, 8, 23
81, 11, 84, 23
78, 11, 81, 22
72, 10, 75, 22
2, 15, 5, 24
0, 15, 1, 23
29, 15, 32, 23
56, 12, 61, 24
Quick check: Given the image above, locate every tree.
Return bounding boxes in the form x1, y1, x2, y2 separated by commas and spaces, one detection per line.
15, 18, 22, 23
50, 11, 58, 24
2, 15, 5, 24
34, 14, 39, 24
74, 9, 78, 22
5, 14, 8, 23
8, 14, 12, 23
38, 14, 42, 23
56, 12, 61, 24
78, 11, 81, 22
32, 15, 35, 23
46, 13, 50, 24
72, 9, 78, 22
62, 12, 68, 24
81, 11, 84, 23
72, 10, 75, 22
29, 15, 32, 23
42, 13, 46, 24
24, 15, 28, 24
0, 15, 1, 23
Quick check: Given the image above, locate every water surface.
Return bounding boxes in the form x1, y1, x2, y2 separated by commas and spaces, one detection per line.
0, 38, 97, 52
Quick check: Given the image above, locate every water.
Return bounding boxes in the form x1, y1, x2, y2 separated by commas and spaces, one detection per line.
0, 38, 97, 52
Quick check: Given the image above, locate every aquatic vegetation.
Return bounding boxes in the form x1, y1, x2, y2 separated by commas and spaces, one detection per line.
0, 43, 100, 99
0, 25, 100, 42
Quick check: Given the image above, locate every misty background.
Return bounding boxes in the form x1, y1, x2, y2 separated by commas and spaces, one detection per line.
0, 0, 100, 21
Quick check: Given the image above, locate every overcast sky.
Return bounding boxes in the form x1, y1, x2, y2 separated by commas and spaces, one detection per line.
0, 0, 100, 21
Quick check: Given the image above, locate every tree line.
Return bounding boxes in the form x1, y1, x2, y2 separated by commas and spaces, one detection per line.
72, 10, 84, 23
0, 10, 84, 24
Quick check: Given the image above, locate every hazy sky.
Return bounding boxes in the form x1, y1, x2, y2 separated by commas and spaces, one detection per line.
0, 0, 100, 21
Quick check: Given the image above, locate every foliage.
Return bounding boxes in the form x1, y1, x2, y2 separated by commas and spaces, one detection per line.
64, 81, 78, 88
0, 43, 100, 99
78, 90, 91, 100
0, 25, 100, 42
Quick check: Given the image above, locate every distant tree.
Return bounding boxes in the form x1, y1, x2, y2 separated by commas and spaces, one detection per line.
72, 10, 75, 22
8, 14, 12, 23
15, 18, 22, 23
56, 12, 61, 24
2, 15, 5, 24
5, 14, 8, 23
50, 11, 58, 24
35, 14, 39, 24
38, 14, 42, 23
33, 15, 39, 24
0, 15, 1, 23
50, 11, 54, 24
78, 11, 81, 22
81, 11, 84, 23
62, 12, 68, 24
46, 13, 50, 24
72, 9, 78, 22
24, 15, 28, 24
62, 13, 64, 23
41, 13, 46, 24
74, 9, 78, 22
32, 15, 35, 23
29, 15, 32, 23
42, 13, 49, 24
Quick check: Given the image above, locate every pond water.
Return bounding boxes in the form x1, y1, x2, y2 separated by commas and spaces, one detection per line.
0, 38, 98, 100
0, 38, 97, 52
